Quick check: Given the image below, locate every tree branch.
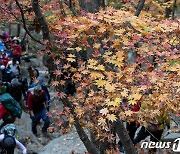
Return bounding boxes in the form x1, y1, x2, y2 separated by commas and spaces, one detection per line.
0, 5, 21, 23
134, 0, 145, 16
172, 0, 177, 20
14, 0, 44, 44
58, 85, 100, 154
31, 0, 50, 41
115, 119, 136, 154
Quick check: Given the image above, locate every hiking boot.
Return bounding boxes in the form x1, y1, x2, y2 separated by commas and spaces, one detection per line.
33, 133, 40, 138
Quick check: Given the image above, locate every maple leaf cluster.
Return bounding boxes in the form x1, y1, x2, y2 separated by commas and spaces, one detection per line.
46, 7, 180, 142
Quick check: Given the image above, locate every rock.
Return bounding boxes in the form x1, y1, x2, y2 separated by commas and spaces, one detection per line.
39, 131, 86, 154
30, 58, 40, 67
162, 133, 180, 142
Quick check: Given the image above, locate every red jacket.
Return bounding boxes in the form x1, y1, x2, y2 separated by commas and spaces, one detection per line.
0, 104, 15, 122
28, 90, 46, 114
132, 100, 141, 112
12, 45, 22, 57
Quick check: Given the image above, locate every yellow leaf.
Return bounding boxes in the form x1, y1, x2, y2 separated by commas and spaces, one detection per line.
75, 47, 82, 52
105, 83, 115, 92
75, 107, 84, 117
67, 58, 76, 62
90, 71, 104, 79
98, 26, 106, 33
68, 54, 76, 58
98, 117, 106, 126
93, 43, 101, 49
95, 65, 105, 71
131, 93, 142, 100
95, 79, 106, 87
129, 99, 137, 106
121, 89, 129, 97
124, 110, 133, 116
107, 114, 117, 122
88, 59, 98, 66
106, 101, 114, 106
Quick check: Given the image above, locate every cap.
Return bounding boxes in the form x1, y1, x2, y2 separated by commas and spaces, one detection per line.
11, 78, 21, 86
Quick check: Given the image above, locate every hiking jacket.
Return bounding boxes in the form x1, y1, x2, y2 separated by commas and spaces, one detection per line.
0, 104, 15, 123
12, 44, 22, 58
27, 91, 46, 114
0, 134, 26, 154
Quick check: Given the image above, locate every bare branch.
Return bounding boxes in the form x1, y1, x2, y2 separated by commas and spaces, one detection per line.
134, 0, 145, 16
14, 0, 44, 45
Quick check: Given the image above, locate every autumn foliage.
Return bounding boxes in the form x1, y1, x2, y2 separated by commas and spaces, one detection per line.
48, 6, 180, 144
0, 0, 179, 153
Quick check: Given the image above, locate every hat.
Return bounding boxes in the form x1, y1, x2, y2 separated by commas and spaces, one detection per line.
37, 76, 44, 86
2, 124, 16, 136
13, 37, 18, 41
34, 85, 42, 92
11, 78, 21, 86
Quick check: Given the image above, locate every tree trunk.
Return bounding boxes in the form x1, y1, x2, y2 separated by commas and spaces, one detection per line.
164, 0, 172, 18
74, 120, 100, 154
31, 0, 50, 41
78, 0, 100, 13
17, 24, 21, 37
58, 86, 100, 154
134, 0, 145, 16
115, 119, 136, 154
171, 0, 177, 19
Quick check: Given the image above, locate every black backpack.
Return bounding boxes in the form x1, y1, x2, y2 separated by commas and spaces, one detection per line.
1, 135, 16, 151
0, 124, 16, 154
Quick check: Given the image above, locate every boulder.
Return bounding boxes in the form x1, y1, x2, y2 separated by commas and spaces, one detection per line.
30, 58, 40, 67
39, 131, 86, 154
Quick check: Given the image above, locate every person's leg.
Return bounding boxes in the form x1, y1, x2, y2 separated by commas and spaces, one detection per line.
149, 129, 164, 152
31, 114, 41, 135
133, 126, 149, 145
41, 109, 50, 132
127, 122, 138, 141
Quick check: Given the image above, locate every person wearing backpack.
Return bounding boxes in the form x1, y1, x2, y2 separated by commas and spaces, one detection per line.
6, 78, 23, 106
0, 124, 27, 154
0, 93, 22, 129
37, 76, 50, 111
0, 104, 15, 130
27, 85, 50, 136
133, 96, 170, 153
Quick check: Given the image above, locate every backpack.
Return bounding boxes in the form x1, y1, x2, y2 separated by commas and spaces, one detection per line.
0, 93, 22, 118
1, 124, 16, 152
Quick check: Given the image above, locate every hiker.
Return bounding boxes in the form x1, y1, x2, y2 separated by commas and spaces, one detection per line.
0, 104, 15, 130
0, 40, 5, 52
0, 51, 10, 67
0, 124, 27, 154
27, 85, 50, 136
6, 58, 20, 80
6, 78, 23, 106
12, 37, 22, 63
37, 76, 50, 111
0, 93, 22, 129
133, 98, 170, 153
27, 66, 39, 85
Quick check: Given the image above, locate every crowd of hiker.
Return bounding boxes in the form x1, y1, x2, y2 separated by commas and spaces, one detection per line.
0, 32, 51, 153
0, 31, 171, 154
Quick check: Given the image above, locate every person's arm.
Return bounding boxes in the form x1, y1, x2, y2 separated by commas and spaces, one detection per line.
15, 139, 27, 154
27, 94, 34, 116
0, 134, 4, 142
